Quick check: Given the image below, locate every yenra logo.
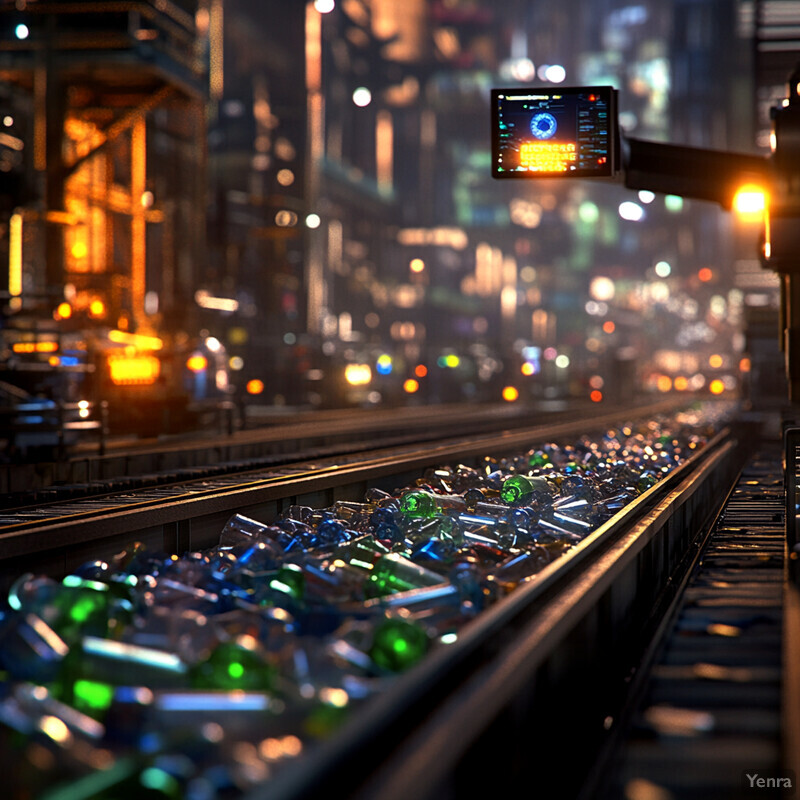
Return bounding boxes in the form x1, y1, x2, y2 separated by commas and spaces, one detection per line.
745, 773, 793, 789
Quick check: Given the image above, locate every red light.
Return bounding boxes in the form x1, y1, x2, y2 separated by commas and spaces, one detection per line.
590, 390, 603, 403
588, 94, 596, 102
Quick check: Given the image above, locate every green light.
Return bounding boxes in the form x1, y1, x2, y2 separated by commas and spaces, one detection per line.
665, 194, 684, 212
369, 618, 429, 672
578, 201, 599, 224
69, 595, 100, 623
228, 661, 245, 680
73, 679, 114, 711
139, 767, 181, 796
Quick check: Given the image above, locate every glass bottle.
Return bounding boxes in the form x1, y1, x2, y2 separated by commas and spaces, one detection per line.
364, 553, 446, 598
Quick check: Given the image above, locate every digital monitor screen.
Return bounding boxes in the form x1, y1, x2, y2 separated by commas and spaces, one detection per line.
491, 87, 617, 178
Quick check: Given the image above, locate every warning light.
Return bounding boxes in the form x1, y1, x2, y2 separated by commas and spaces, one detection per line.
502, 385, 519, 402
732, 184, 768, 220
403, 379, 419, 393
89, 300, 105, 317
246, 379, 265, 395
108, 354, 161, 385
186, 354, 208, 373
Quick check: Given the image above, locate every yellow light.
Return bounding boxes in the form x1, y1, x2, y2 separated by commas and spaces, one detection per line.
709, 379, 725, 395
708, 354, 723, 369
186, 354, 208, 373
519, 141, 576, 172
49, 355, 60, 366
89, 300, 105, 317
9, 213, 22, 296
108, 354, 161, 385
71, 241, 88, 259
657, 375, 673, 392
403, 379, 419, 393
345, 363, 372, 386
246, 379, 265, 395
502, 385, 519, 402
410, 258, 425, 273
108, 330, 163, 351
444, 354, 460, 368
39, 715, 72, 745
56, 302, 72, 319
521, 362, 535, 376
732, 184, 768, 219
674, 376, 689, 391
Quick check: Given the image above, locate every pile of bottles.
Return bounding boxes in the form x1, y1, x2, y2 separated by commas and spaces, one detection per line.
0, 408, 723, 798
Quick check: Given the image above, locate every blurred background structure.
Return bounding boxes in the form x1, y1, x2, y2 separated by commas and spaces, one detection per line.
0, 0, 796, 435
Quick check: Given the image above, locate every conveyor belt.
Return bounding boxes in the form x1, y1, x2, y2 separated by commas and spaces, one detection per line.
593, 445, 787, 800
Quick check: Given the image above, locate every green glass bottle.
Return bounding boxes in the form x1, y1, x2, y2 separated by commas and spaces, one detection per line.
364, 553, 445, 598
190, 635, 276, 691
399, 489, 465, 518
500, 474, 551, 506
369, 617, 430, 672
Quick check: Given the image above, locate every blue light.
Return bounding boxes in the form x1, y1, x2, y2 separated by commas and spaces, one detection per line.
376, 355, 392, 375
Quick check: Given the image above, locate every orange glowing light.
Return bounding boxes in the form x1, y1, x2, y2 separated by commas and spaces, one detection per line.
709, 379, 725, 395
410, 258, 425, 273
56, 302, 72, 320
521, 362, 535, 376
13, 341, 59, 354
739, 357, 751, 373
698, 267, 713, 282
186, 355, 208, 373
674, 376, 689, 391
657, 375, 673, 392
403, 379, 420, 393
590, 389, 603, 403
89, 300, 105, 317
108, 354, 160, 385
414, 364, 428, 378
502, 385, 519, 402
519, 141, 576, 172
708, 354, 723, 369
602, 320, 616, 334
246, 379, 265, 395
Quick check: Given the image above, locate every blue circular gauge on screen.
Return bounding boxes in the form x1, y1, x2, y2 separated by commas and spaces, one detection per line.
530, 112, 557, 139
